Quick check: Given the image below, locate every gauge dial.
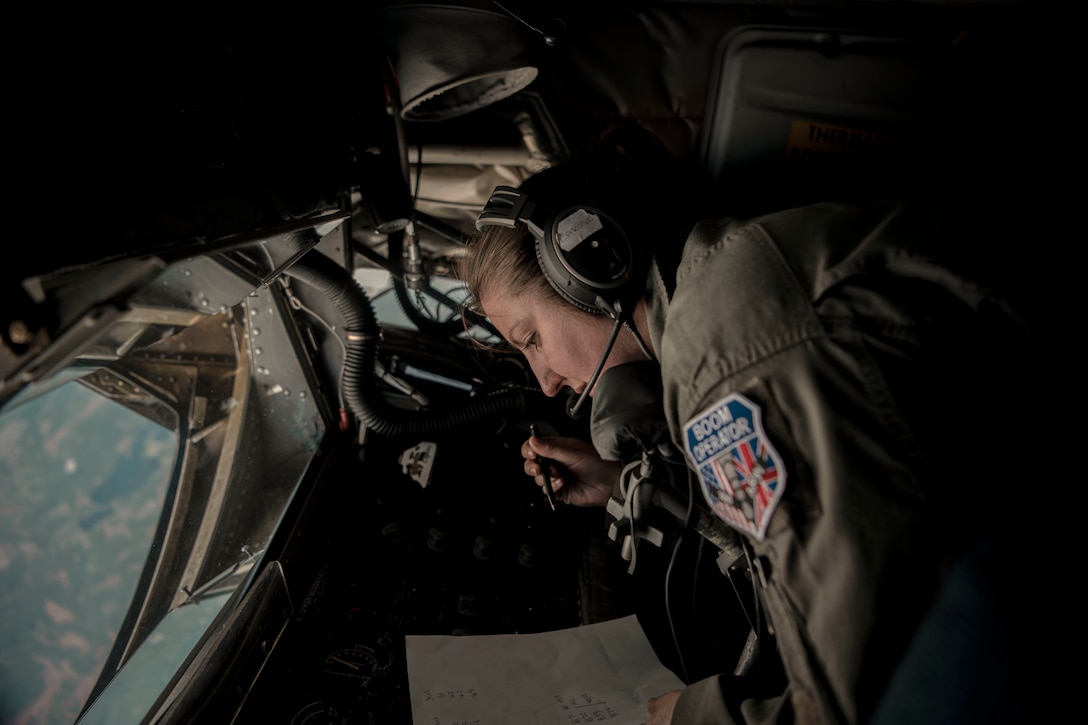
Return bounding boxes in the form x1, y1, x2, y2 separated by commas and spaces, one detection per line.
324, 646, 383, 679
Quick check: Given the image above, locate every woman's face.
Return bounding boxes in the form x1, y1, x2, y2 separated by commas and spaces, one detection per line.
479, 284, 643, 399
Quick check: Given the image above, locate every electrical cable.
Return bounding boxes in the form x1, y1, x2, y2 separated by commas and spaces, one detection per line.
663, 465, 697, 684
414, 210, 470, 245
684, 463, 701, 605
413, 142, 423, 202
617, 457, 644, 574
624, 318, 655, 361
489, 1, 564, 46
743, 543, 767, 678
490, 1, 543, 36
724, 549, 757, 636
289, 292, 348, 414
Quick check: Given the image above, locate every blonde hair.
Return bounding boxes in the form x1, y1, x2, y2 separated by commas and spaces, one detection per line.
456, 223, 561, 320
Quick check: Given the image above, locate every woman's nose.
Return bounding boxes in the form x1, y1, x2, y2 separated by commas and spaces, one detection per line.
533, 366, 564, 397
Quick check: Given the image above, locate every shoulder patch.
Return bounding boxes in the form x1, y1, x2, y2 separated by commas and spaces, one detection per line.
683, 392, 786, 541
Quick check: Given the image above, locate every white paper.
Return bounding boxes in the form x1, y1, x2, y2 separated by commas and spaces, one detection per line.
405, 614, 684, 725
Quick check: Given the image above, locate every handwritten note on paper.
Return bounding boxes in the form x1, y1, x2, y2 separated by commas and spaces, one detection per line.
405, 615, 684, 725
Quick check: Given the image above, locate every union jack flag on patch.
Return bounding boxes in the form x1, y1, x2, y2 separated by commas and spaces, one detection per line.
683, 392, 786, 541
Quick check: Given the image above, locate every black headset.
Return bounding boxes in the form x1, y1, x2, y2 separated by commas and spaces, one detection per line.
474, 185, 637, 319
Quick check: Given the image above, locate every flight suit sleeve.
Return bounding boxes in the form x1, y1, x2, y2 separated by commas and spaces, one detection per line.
655, 203, 1028, 724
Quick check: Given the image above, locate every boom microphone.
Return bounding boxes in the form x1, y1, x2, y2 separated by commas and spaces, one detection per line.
566, 389, 588, 419
566, 316, 623, 419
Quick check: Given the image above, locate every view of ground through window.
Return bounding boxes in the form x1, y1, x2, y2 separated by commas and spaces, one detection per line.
0, 382, 176, 724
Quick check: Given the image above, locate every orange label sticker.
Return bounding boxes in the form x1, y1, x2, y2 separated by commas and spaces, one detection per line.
786, 120, 895, 159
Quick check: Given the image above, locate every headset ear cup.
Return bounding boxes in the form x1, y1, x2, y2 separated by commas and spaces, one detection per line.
475, 182, 639, 316
535, 237, 601, 314
537, 206, 635, 316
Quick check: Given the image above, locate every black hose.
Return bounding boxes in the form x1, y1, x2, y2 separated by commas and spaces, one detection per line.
283, 250, 525, 436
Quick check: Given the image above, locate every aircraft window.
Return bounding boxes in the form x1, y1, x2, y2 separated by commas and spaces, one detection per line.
1, 215, 342, 723
0, 380, 177, 723
74, 590, 231, 725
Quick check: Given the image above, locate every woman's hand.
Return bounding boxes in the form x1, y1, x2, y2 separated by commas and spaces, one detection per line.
522, 434, 619, 507
644, 690, 682, 725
